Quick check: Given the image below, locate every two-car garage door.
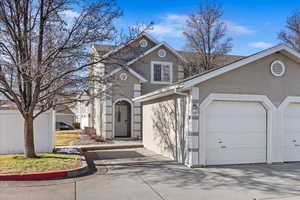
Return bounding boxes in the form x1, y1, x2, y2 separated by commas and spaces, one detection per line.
205, 101, 267, 165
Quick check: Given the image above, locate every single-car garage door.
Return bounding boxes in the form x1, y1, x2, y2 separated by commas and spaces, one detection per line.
284, 103, 300, 162
205, 101, 267, 165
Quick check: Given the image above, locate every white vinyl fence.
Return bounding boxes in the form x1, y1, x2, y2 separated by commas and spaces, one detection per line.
0, 110, 55, 154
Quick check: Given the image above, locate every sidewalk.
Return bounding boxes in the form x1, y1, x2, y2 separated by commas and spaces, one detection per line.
55, 140, 143, 151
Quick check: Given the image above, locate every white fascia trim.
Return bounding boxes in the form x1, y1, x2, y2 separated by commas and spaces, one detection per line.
126, 43, 187, 67
161, 42, 188, 63
184, 44, 300, 89
104, 67, 147, 83
128, 68, 147, 82
198, 93, 276, 166
101, 33, 159, 59
127, 44, 163, 66
133, 84, 183, 102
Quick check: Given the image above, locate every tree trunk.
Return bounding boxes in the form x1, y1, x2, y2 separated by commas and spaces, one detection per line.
24, 116, 37, 158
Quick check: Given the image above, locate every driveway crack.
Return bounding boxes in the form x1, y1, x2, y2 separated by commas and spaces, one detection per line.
136, 173, 167, 200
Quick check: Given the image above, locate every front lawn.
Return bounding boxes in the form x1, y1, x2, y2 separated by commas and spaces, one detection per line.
56, 130, 81, 146
0, 153, 82, 174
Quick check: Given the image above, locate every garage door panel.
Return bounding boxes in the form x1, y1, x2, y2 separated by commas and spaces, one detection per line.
207, 133, 266, 148
206, 100, 267, 165
207, 148, 266, 165
284, 103, 300, 162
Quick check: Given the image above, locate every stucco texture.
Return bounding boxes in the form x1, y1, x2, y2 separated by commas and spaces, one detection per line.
143, 95, 187, 163
130, 46, 181, 95
196, 52, 300, 106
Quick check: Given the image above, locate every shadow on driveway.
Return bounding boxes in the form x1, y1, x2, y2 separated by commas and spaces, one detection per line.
86, 148, 300, 198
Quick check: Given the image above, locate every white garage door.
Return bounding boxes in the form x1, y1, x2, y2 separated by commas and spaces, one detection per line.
284, 103, 300, 162
206, 101, 267, 165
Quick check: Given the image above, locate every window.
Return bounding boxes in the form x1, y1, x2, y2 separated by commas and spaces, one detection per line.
151, 61, 173, 84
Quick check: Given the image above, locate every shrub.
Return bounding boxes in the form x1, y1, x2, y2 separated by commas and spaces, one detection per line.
72, 122, 81, 129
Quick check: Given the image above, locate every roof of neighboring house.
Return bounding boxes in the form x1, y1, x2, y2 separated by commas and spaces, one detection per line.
55, 105, 75, 114
93, 44, 115, 55
133, 44, 300, 102
0, 100, 17, 109
178, 51, 244, 68
93, 43, 243, 68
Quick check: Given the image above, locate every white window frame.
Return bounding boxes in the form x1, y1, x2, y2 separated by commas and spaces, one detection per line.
151, 61, 173, 84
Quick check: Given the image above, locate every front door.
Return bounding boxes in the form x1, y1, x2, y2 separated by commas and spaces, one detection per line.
115, 101, 131, 137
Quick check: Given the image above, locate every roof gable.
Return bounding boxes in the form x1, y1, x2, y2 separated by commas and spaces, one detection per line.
133, 44, 300, 102
183, 44, 300, 88
105, 67, 147, 83
126, 42, 187, 66
98, 33, 159, 59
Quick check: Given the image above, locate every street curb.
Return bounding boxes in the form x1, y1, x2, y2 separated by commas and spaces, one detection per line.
0, 156, 89, 181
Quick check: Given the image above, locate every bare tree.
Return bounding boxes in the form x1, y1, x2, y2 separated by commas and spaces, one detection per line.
183, 1, 232, 74
0, 0, 123, 158
279, 10, 300, 51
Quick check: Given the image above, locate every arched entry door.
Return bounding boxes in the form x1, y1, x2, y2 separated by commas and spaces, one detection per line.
114, 100, 131, 137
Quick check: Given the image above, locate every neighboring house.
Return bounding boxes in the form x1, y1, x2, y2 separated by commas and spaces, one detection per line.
55, 105, 75, 125
134, 44, 300, 167
73, 95, 90, 129
90, 33, 241, 139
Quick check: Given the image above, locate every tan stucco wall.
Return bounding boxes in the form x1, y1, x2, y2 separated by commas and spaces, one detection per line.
111, 70, 140, 102
104, 36, 157, 73
143, 94, 187, 163
196, 52, 300, 106
130, 46, 181, 95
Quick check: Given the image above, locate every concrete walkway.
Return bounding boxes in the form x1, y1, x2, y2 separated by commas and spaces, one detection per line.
2, 148, 300, 200
56, 140, 143, 151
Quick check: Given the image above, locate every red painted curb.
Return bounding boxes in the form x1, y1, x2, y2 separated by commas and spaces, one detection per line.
0, 170, 68, 181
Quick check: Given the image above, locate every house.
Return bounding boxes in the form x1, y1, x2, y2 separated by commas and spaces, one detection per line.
55, 105, 75, 125
90, 33, 241, 139
134, 44, 300, 167
74, 95, 90, 129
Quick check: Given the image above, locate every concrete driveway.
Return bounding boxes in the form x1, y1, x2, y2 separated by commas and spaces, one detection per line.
1, 148, 300, 200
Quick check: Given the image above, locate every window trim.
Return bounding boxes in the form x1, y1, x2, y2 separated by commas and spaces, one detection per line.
151, 61, 173, 84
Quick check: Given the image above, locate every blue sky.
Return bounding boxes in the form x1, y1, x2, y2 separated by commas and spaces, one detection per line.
116, 0, 300, 56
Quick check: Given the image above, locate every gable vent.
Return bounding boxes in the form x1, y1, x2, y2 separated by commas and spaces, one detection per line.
270, 60, 285, 77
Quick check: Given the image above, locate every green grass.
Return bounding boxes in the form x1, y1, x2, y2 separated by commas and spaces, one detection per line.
56, 130, 81, 146
0, 153, 82, 174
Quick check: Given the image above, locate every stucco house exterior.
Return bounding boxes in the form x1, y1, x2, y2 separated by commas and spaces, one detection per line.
134, 44, 300, 167
90, 33, 241, 140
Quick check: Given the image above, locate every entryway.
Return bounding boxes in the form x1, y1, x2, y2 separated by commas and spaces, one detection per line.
114, 100, 132, 137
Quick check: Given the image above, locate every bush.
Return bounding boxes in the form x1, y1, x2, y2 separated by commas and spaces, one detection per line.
72, 122, 81, 129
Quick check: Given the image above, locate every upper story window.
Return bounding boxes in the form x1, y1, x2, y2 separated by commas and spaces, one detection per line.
151, 61, 173, 84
